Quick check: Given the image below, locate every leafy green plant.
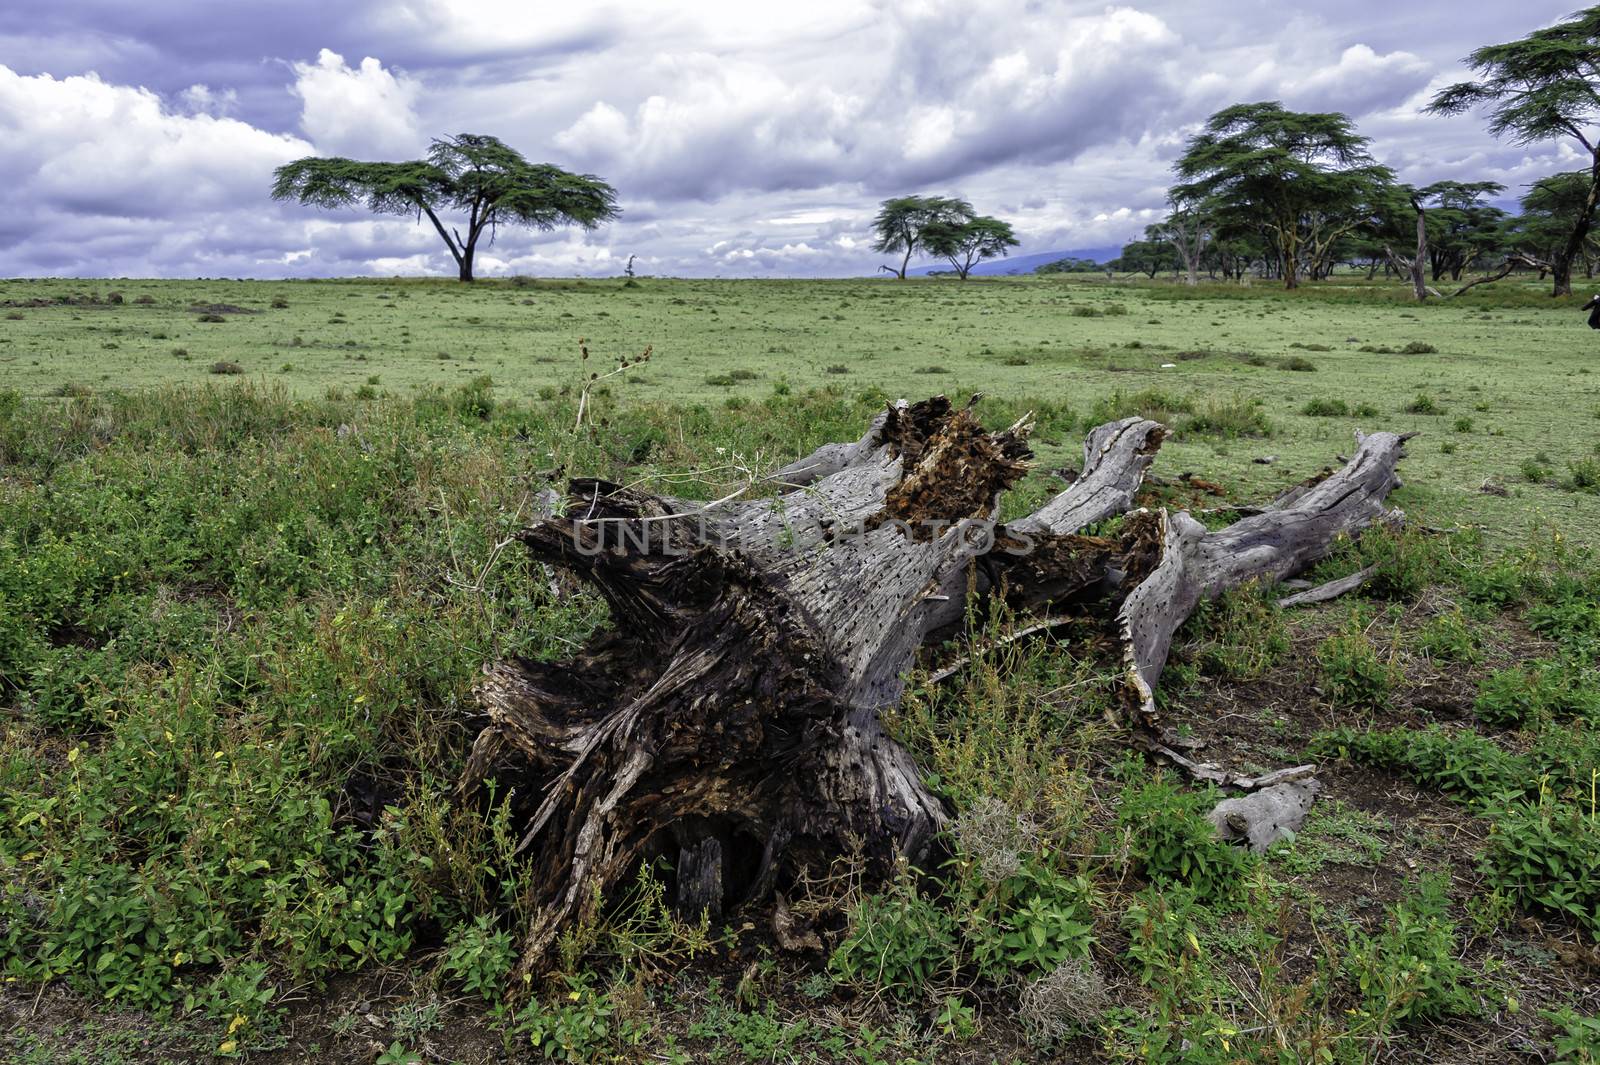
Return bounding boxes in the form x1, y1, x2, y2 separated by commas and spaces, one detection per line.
1185, 582, 1289, 680
1310, 725, 1526, 803
440, 914, 515, 1001
1482, 800, 1600, 935
1301, 397, 1349, 416
1417, 610, 1482, 663
1180, 395, 1271, 438
1113, 764, 1251, 902
1345, 874, 1473, 1027
961, 858, 1094, 980
828, 868, 957, 999
1545, 1006, 1600, 1064
1317, 625, 1397, 708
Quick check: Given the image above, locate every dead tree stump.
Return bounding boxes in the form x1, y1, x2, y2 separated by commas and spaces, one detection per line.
457, 396, 1411, 981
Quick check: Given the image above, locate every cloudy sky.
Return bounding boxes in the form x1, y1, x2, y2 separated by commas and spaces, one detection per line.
0, 1, 1587, 279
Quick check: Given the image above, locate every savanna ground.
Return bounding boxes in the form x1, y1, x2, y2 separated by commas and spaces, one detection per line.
0, 273, 1597, 1064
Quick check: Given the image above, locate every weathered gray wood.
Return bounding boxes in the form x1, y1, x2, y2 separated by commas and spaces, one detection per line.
1117, 429, 1411, 724
1208, 778, 1321, 852
1277, 565, 1377, 608
766, 401, 905, 487
1008, 417, 1165, 536
458, 402, 1409, 988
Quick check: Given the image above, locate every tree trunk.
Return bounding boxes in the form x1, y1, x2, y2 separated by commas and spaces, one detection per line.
1554, 154, 1600, 297
459, 397, 1411, 984
459, 247, 476, 283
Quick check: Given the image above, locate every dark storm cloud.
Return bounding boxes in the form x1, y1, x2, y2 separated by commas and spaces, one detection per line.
0, 0, 1586, 279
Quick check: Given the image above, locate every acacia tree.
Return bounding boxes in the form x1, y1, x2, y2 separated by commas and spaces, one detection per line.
1426, 8, 1600, 296
920, 215, 1020, 280
1152, 204, 1212, 285
1419, 181, 1507, 281
1111, 233, 1176, 278
1515, 171, 1600, 276
1172, 102, 1393, 289
870, 195, 974, 279
271, 134, 620, 282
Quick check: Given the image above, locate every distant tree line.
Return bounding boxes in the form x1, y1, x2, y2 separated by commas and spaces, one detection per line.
1039, 7, 1600, 298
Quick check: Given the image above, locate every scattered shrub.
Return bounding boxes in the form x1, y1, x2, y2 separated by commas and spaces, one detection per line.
1180, 395, 1270, 438
1568, 457, 1600, 492
1318, 628, 1395, 708
1401, 341, 1438, 355
209, 361, 244, 375
440, 915, 516, 1002
198, 312, 227, 323
1482, 801, 1600, 934
1345, 874, 1473, 1025
1302, 397, 1349, 417
1114, 765, 1251, 902
1186, 582, 1288, 680
829, 871, 957, 998
1544, 1007, 1600, 1064
1281, 355, 1318, 371
1417, 610, 1481, 663
1403, 392, 1441, 414
1310, 725, 1525, 802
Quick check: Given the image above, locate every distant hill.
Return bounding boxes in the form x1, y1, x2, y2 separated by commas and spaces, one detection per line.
903, 246, 1120, 277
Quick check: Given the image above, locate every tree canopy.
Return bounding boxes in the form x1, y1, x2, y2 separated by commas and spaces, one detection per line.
1172, 101, 1394, 288
1426, 6, 1600, 294
919, 215, 1020, 280
870, 196, 975, 279
271, 134, 620, 282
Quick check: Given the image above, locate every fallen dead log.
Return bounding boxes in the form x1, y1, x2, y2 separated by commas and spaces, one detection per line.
457, 397, 1410, 982
1277, 565, 1377, 608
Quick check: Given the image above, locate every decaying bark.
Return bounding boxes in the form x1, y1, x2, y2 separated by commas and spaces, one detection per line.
458, 396, 1411, 980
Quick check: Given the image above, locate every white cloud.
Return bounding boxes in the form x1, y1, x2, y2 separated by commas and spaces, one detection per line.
0, 65, 308, 218
289, 49, 422, 158
0, 3, 1585, 279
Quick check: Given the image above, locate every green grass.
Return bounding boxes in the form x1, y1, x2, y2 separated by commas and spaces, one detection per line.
3, 274, 1600, 543
4, 274, 1600, 1062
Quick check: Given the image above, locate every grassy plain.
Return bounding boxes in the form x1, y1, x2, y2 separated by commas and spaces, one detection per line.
2, 274, 1599, 1063
3, 273, 1600, 542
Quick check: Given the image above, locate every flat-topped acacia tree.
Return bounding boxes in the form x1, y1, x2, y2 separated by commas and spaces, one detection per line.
1426, 6, 1600, 297
271, 134, 620, 282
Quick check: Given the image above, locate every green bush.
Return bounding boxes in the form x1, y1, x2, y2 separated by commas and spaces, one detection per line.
440, 914, 516, 1002
962, 859, 1094, 981
1186, 582, 1289, 680
1301, 397, 1349, 416
829, 870, 957, 999
1114, 766, 1251, 902
1474, 659, 1600, 728
1482, 801, 1600, 935
1417, 610, 1482, 663
1316, 627, 1396, 708
1310, 726, 1525, 803
1545, 1006, 1600, 1064
1180, 395, 1271, 438
1346, 874, 1473, 1026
